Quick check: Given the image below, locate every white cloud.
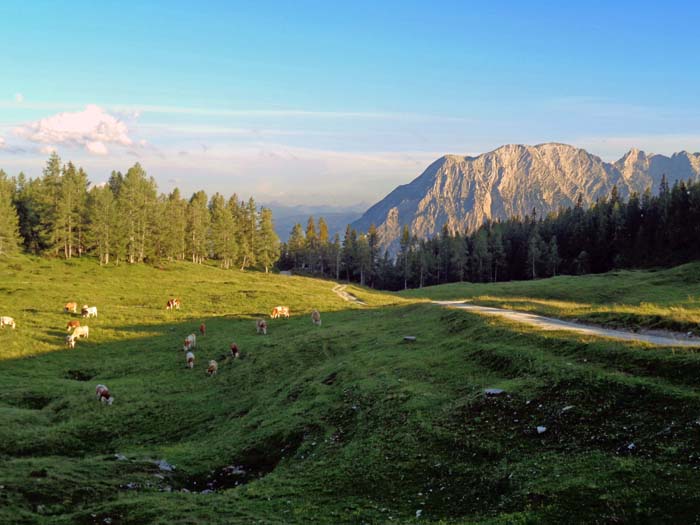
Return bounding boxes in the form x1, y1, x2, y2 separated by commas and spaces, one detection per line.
14, 104, 133, 155
14, 93, 24, 103
40, 145, 57, 155
0, 136, 5, 148
86, 141, 108, 155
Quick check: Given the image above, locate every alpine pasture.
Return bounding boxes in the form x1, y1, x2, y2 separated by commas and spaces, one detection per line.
2, 256, 700, 524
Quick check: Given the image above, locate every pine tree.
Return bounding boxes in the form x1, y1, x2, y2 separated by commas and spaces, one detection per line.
288, 223, 305, 269
318, 217, 330, 275
257, 207, 279, 273
209, 193, 237, 268
86, 184, 118, 265
186, 190, 209, 264
0, 170, 21, 255
305, 216, 318, 272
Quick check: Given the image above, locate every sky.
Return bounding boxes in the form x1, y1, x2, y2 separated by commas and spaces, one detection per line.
0, 0, 699, 206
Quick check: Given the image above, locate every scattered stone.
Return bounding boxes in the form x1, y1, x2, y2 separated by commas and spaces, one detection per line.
201, 489, 215, 494
627, 443, 636, 451
155, 459, 175, 472
561, 405, 575, 413
114, 453, 128, 461
484, 388, 504, 396
416, 509, 423, 518
123, 482, 139, 490
403, 336, 417, 342
536, 426, 547, 434
103, 518, 113, 525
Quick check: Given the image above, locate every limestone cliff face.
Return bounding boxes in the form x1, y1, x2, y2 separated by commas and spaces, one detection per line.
352, 143, 700, 254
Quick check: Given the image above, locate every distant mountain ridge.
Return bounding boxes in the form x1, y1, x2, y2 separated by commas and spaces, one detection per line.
264, 202, 366, 241
352, 143, 700, 253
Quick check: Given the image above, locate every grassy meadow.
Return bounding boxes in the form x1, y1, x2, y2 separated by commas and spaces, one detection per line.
403, 263, 700, 334
2, 257, 700, 523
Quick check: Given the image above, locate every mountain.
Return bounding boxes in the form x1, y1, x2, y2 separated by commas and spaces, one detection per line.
264, 202, 367, 241
352, 143, 700, 254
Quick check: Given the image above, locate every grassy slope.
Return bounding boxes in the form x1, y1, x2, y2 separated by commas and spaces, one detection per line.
2, 258, 700, 524
402, 263, 700, 333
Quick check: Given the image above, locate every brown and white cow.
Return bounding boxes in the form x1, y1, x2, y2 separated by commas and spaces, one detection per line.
64, 302, 78, 314
186, 351, 195, 369
166, 298, 181, 310
95, 384, 114, 405
256, 319, 267, 335
0, 316, 16, 329
183, 333, 196, 351
270, 306, 290, 319
311, 309, 322, 326
230, 342, 240, 359
207, 360, 218, 376
66, 320, 81, 332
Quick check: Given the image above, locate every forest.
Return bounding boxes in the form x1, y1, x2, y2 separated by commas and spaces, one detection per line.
279, 177, 700, 290
0, 153, 280, 272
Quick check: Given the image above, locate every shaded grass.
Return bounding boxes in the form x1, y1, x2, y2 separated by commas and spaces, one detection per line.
1, 257, 700, 523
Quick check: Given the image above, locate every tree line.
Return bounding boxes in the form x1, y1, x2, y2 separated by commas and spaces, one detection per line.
279, 176, 700, 290
0, 153, 280, 270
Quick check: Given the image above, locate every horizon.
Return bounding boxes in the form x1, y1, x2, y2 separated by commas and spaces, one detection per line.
1, 1, 699, 206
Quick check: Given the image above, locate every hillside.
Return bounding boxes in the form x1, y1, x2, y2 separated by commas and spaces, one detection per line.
2, 259, 700, 523
352, 143, 700, 253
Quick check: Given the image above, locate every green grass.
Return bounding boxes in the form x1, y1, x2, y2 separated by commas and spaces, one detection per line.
402, 263, 700, 333
2, 257, 700, 524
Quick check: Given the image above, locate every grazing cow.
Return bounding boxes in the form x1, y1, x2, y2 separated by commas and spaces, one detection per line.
199, 323, 206, 336
66, 334, 76, 348
230, 342, 240, 359
270, 306, 290, 319
66, 320, 81, 332
186, 351, 195, 369
0, 316, 16, 329
207, 360, 218, 376
95, 384, 114, 405
166, 298, 181, 310
256, 319, 267, 335
82, 305, 98, 318
72, 326, 89, 339
311, 309, 322, 326
64, 302, 78, 314
183, 333, 196, 351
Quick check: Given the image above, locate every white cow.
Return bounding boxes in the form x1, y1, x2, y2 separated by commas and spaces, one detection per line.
0, 316, 16, 329
73, 325, 89, 339
82, 305, 98, 318
186, 351, 195, 369
66, 334, 76, 349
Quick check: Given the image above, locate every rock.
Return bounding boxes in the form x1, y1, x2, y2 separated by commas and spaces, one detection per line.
123, 482, 139, 490
114, 453, 128, 461
156, 459, 175, 472
403, 336, 417, 342
201, 489, 215, 494
416, 509, 423, 518
627, 443, 636, 451
536, 426, 547, 434
561, 405, 575, 413
484, 388, 505, 396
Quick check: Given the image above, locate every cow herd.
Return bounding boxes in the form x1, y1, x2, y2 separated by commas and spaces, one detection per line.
0, 298, 323, 406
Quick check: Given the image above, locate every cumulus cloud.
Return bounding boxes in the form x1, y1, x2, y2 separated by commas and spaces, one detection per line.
40, 145, 57, 155
15, 104, 133, 155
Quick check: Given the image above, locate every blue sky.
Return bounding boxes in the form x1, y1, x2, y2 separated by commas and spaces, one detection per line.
1, 0, 699, 205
